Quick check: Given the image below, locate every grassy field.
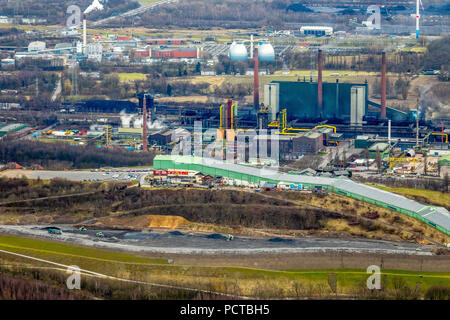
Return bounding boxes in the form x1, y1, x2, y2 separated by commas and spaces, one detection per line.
137, 0, 163, 5
0, 234, 448, 298
0, 235, 167, 265
117, 73, 147, 82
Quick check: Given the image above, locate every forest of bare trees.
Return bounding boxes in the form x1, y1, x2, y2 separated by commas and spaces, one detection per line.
0, 140, 156, 169
0, 0, 138, 25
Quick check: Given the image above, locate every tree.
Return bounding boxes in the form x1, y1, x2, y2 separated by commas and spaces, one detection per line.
395, 76, 410, 100
376, 148, 382, 173
327, 273, 337, 295
63, 79, 72, 96
423, 152, 428, 176
444, 173, 449, 193
365, 148, 370, 171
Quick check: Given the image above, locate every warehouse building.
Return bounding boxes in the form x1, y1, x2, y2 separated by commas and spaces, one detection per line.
146, 39, 188, 45
300, 26, 333, 37
154, 155, 450, 235
368, 142, 390, 159
292, 131, 323, 155
151, 47, 199, 59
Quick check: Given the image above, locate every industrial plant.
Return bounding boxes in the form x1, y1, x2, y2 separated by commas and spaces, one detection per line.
0, 0, 449, 304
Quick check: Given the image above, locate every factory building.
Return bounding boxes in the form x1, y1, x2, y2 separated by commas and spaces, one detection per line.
149, 128, 187, 147
300, 26, 333, 37
151, 47, 199, 59
146, 39, 187, 46
264, 80, 368, 124
154, 155, 450, 236
54, 43, 73, 55
1, 58, 15, 70
368, 142, 390, 159
130, 48, 150, 60
85, 43, 103, 62
292, 131, 324, 155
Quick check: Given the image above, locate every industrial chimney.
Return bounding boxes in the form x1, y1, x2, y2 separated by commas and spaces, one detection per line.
381, 51, 387, 119
317, 49, 323, 117
83, 14, 87, 53
253, 47, 259, 110
142, 94, 148, 152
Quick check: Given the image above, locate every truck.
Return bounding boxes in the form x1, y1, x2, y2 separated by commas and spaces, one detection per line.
48, 228, 62, 235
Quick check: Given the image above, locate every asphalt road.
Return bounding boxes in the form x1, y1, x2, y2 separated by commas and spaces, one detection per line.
29, 169, 150, 183
0, 225, 432, 256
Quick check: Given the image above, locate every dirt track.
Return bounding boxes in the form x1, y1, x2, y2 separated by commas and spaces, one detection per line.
152, 251, 450, 272
0, 224, 438, 258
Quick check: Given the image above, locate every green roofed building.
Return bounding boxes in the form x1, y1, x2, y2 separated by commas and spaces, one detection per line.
154, 154, 450, 235
440, 154, 450, 166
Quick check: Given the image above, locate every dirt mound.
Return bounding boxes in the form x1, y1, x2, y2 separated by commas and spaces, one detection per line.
148, 215, 189, 229
93, 215, 154, 230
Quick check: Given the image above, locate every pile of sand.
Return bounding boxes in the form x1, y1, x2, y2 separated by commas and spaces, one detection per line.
94, 214, 190, 230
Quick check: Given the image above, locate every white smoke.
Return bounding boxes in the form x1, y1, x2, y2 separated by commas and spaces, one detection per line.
119, 109, 167, 130
133, 116, 143, 129
148, 119, 166, 130
84, 0, 105, 14
119, 109, 135, 128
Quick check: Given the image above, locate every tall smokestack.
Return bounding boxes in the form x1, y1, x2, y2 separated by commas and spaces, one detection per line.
250, 34, 254, 59
388, 119, 391, 144
83, 14, 87, 53
142, 94, 148, 152
227, 98, 232, 129
416, 0, 420, 39
317, 49, 323, 117
253, 48, 259, 110
381, 52, 387, 119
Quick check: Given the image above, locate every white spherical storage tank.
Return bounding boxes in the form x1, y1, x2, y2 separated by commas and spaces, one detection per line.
228, 42, 248, 61
257, 42, 275, 61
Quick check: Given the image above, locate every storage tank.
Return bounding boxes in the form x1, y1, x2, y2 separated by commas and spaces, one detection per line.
228, 42, 248, 61
257, 42, 275, 61
28, 41, 46, 52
